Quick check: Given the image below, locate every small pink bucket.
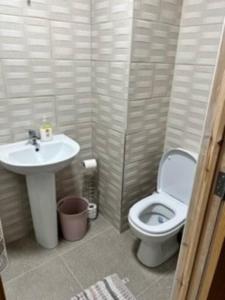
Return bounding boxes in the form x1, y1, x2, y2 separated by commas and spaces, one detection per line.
58, 196, 89, 241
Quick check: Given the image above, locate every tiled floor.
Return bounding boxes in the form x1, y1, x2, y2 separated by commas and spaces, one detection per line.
2, 215, 177, 300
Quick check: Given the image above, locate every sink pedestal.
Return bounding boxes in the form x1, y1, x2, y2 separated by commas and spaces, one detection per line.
26, 173, 58, 249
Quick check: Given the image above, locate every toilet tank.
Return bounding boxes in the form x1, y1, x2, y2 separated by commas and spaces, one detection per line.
157, 148, 198, 205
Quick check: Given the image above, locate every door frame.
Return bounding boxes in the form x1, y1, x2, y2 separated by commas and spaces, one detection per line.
171, 22, 225, 300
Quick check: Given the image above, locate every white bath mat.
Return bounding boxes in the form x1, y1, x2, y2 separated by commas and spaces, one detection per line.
71, 274, 137, 300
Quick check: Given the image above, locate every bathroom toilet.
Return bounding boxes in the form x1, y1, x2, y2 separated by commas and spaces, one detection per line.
128, 148, 197, 267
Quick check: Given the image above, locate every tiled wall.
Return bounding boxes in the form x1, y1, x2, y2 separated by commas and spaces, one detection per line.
0, 0, 92, 242
94, 0, 225, 230
165, 0, 225, 153
91, 0, 132, 229
1, 0, 225, 239
91, 0, 182, 230
121, 0, 182, 229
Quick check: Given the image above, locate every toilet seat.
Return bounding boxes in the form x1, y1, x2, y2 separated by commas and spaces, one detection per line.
129, 192, 188, 235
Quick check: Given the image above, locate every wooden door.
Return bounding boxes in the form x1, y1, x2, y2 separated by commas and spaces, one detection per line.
197, 194, 225, 300
171, 24, 225, 300
0, 277, 6, 300
207, 239, 225, 299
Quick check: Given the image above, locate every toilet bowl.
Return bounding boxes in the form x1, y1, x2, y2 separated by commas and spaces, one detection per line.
128, 148, 197, 267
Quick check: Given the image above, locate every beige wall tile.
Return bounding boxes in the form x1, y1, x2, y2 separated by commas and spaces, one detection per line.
92, 95, 127, 132
0, 15, 26, 59
181, 0, 225, 26
164, 0, 224, 154
0, 1, 92, 242
0, 0, 23, 16
92, 19, 132, 61
92, 0, 133, 24
176, 23, 223, 65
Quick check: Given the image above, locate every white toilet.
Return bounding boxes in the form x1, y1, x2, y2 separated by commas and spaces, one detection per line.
128, 148, 197, 267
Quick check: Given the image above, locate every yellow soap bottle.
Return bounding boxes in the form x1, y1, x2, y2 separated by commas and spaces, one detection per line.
40, 117, 53, 142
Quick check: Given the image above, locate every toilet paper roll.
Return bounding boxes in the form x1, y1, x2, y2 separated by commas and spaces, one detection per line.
88, 203, 98, 220
81, 159, 97, 170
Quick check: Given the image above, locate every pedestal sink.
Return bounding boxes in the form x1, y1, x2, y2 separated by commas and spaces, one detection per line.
0, 134, 80, 249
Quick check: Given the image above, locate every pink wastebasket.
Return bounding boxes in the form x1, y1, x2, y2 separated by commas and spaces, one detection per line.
58, 196, 89, 241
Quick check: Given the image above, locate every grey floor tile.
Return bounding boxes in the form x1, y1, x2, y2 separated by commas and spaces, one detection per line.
137, 273, 175, 300
3, 217, 177, 300
62, 228, 166, 297
160, 254, 178, 276
2, 232, 58, 282
4, 257, 82, 300
56, 214, 113, 255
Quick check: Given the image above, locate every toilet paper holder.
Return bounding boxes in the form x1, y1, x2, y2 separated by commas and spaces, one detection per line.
81, 159, 98, 219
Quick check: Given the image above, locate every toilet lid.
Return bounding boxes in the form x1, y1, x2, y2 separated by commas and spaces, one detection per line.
157, 148, 197, 205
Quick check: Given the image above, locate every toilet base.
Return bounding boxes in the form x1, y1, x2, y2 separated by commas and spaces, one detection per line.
137, 235, 179, 267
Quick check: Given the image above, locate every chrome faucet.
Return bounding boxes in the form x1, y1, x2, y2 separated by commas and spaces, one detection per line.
28, 130, 40, 151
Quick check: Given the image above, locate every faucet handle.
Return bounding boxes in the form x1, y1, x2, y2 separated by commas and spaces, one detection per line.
28, 129, 40, 139
28, 129, 36, 138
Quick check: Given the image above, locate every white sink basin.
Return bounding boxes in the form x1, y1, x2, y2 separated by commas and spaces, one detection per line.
0, 134, 80, 175
0, 134, 80, 249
